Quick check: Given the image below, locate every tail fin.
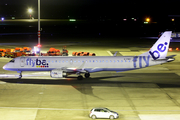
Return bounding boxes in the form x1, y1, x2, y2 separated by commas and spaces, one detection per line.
139, 31, 172, 60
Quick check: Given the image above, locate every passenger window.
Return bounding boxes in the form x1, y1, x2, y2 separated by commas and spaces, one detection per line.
114, 60, 116, 62
48, 61, 50, 63
117, 60, 119, 62
96, 60, 98, 62
121, 60, 123, 62
89, 60, 91, 62
59, 61, 61, 63
106, 60, 108, 62
55, 60, 57, 63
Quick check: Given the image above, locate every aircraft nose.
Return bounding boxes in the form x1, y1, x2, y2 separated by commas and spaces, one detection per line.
3, 64, 8, 70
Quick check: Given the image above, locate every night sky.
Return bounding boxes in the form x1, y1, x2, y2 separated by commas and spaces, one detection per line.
0, 0, 180, 18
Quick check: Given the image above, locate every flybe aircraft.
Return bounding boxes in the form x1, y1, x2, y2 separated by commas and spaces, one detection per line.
3, 31, 176, 80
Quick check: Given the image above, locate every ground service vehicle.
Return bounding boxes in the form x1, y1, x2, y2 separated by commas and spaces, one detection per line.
72, 51, 96, 56
4, 48, 15, 58
0, 49, 6, 57
72, 51, 77, 56
89, 53, 96, 56
47, 48, 61, 56
23, 47, 31, 52
62, 46, 68, 56
80, 52, 89, 56
89, 108, 119, 119
12, 47, 26, 58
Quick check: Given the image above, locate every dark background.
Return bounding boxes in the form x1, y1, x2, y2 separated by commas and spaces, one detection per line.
1, 0, 180, 39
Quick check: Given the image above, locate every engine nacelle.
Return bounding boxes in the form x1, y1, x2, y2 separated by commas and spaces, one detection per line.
50, 69, 67, 78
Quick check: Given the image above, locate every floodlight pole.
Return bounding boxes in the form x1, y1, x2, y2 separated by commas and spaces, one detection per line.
38, 0, 40, 45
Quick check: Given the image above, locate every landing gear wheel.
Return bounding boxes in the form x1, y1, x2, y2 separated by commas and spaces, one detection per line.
18, 74, 22, 79
18, 72, 22, 79
109, 115, 114, 120
91, 115, 96, 119
84, 73, 90, 78
77, 75, 83, 80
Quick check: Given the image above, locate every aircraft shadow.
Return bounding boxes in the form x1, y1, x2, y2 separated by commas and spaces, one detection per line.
1, 75, 180, 97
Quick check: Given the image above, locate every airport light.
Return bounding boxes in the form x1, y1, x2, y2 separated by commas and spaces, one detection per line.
146, 18, 150, 22
28, 9, 32, 13
1, 17, 4, 21
169, 48, 172, 51
28, 8, 33, 19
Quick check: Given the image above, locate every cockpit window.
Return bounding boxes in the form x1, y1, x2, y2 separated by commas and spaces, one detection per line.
9, 59, 15, 63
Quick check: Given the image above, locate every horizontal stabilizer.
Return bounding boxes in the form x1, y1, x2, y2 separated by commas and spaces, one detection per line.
166, 55, 176, 59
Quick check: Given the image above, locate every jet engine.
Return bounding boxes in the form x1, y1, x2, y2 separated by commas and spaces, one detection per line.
50, 69, 67, 78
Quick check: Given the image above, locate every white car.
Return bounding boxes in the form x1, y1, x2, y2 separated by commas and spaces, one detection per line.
89, 108, 119, 119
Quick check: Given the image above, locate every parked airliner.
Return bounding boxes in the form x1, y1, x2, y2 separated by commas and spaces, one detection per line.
3, 31, 175, 80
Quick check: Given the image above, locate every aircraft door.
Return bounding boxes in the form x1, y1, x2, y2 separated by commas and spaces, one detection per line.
20, 57, 25, 67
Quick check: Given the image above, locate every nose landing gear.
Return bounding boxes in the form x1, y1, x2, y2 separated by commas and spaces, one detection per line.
17, 71, 22, 79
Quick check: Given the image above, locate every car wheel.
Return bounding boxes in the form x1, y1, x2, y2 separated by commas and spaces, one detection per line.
91, 115, 96, 119
109, 115, 114, 119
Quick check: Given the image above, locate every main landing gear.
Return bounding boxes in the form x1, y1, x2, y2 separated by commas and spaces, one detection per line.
17, 71, 22, 79
77, 72, 90, 80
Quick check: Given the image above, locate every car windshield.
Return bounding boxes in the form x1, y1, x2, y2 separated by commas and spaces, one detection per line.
9, 59, 15, 63
104, 108, 113, 112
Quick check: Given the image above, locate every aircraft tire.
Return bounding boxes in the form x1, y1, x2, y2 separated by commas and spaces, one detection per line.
84, 73, 90, 78
77, 75, 83, 80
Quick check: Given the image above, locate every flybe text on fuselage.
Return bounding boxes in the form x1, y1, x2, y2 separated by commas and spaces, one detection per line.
26, 58, 49, 67
133, 55, 150, 68
149, 42, 168, 60
25, 56, 150, 69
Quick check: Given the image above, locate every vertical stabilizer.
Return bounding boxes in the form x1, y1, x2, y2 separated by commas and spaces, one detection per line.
139, 31, 172, 60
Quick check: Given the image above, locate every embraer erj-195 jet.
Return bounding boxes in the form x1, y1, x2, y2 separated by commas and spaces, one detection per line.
3, 31, 176, 80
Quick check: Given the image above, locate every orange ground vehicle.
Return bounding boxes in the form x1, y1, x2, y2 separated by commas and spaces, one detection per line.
72, 51, 77, 56
80, 52, 89, 56
23, 47, 32, 56
47, 48, 61, 56
15, 47, 23, 52
89, 53, 96, 56
23, 47, 31, 52
76, 51, 84, 56
4, 48, 15, 58
72, 51, 95, 56
0, 49, 6, 57
11, 47, 26, 58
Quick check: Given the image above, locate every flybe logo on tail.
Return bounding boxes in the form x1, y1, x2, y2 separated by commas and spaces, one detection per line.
149, 42, 168, 60
26, 58, 49, 67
